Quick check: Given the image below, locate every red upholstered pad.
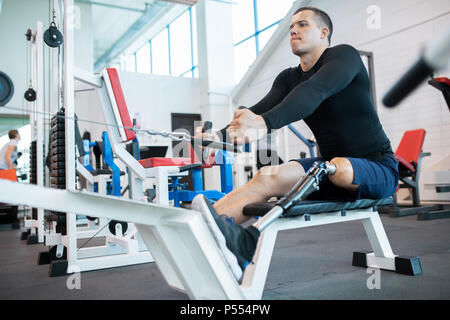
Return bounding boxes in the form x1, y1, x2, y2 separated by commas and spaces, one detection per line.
138, 157, 193, 168
394, 154, 416, 172
106, 68, 136, 142
138, 157, 215, 169
434, 77, 450, 86
394, 129, 426, 170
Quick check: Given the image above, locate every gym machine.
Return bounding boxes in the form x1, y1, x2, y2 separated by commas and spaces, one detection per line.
0, 71, 14, 107
382, 27, 450, 220
21, 21, 46, 245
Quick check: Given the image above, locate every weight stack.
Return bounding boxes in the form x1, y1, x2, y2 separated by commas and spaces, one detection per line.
48, 109, 67, 235
29, 141, 38, 220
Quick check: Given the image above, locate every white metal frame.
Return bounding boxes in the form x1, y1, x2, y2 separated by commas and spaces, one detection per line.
33, 0, 157, 273
0, 179, 399, 299
23, 21, 45, 243
95, 68, 187, 205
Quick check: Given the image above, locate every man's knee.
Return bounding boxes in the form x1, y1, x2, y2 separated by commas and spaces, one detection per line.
253, 165, 282, 186
329, 157, 358, 190
252, 161, 305, 196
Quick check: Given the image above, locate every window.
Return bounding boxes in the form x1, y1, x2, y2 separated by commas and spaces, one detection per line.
128, 7, 198, 78
170, 10, 192, 77
136, 43, 150, 74
232, 0, 294, 83
256, 0, 293, 31
232, 0, 255, 45
258, 23, 277, 51
234, 36, 256, 83
191, 6, 198, 77
151, 28, 170, 76
120, 54, 136, 72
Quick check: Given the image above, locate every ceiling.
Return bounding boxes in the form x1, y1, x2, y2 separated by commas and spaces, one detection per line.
76, 0, 201, 71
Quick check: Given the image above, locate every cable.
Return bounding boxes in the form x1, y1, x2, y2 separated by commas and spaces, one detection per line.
77, 220, 111, 251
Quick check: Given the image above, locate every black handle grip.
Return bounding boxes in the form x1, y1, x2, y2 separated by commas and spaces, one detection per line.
191, 137, 242, 153
202, 121, 213, 133
179, 163, 202, 172
383, 57, 434, 108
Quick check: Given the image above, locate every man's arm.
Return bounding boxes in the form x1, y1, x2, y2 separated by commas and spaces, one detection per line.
261, 45, 362, 131
248, 70, 292, 115
216, 69, 292, 141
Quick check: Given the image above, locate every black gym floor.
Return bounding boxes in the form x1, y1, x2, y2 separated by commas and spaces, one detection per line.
0, 213, 449, 300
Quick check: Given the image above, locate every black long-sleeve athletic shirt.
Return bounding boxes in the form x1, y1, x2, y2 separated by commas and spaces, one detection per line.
245, 44, 393, 162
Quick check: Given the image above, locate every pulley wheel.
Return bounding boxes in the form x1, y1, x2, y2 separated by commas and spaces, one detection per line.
109, 220, 128, 236
24, 88, 36, 102
43, 22, 63, 48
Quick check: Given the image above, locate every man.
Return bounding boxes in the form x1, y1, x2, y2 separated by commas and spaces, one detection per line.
0, 129, 20, 170
193, 7, 399, 280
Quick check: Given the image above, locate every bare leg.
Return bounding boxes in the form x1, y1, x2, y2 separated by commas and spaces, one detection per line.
213, 161, 306, 224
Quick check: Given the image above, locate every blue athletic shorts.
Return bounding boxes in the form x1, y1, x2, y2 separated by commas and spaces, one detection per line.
290, 156, 399, 201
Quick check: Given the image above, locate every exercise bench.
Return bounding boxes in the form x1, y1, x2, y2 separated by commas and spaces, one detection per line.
379, 129, 449, 219
0, 177, 422, 299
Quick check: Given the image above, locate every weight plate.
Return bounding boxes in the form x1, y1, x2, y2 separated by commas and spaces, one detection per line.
50, 169, 66, 177
50, 138, 65, 148
50, 162, 65, 170
50, 154, 65, 163
0, 71, 14, 106
50, 176, 65, 183
50, 183, 65, 189
51, 131, 65, 140
50, 146, 66, 156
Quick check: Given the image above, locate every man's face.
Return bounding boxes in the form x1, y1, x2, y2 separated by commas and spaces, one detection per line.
289, 10, 326, 56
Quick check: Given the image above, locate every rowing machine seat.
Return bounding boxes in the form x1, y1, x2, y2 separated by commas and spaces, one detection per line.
243, 197, 393, 217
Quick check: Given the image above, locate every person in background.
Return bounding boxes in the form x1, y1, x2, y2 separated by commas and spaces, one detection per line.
0, 129, 21, 170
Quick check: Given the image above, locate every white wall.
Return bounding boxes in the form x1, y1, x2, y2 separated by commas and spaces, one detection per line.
234, 0, 450, 174
0, 0, 93, 116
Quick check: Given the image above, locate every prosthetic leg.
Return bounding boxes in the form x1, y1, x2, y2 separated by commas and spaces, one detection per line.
253, 161, 336, 231
193, 161, 337, 279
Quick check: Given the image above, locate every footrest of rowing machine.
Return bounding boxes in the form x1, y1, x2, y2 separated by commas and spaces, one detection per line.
243, 198, 393, 217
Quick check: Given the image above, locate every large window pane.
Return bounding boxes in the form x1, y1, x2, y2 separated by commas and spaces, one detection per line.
121, 54, 136, 72
232, 0, 255, 43
152, 28, 170, 76
182, 70, 193, 78
257, 0, 293, 30
191, 6, 198, 69
234, 38, 256, 83
136, 43, 150, 74
193, 66, 198, 78
170, 11, 192, 77
258, 24, 277, 51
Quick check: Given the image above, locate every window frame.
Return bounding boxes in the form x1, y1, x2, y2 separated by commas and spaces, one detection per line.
133, 7, 198, 78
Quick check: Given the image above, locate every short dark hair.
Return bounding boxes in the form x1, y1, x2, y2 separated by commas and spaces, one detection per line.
293, 6, 333, 44
8, 129, 19, 139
